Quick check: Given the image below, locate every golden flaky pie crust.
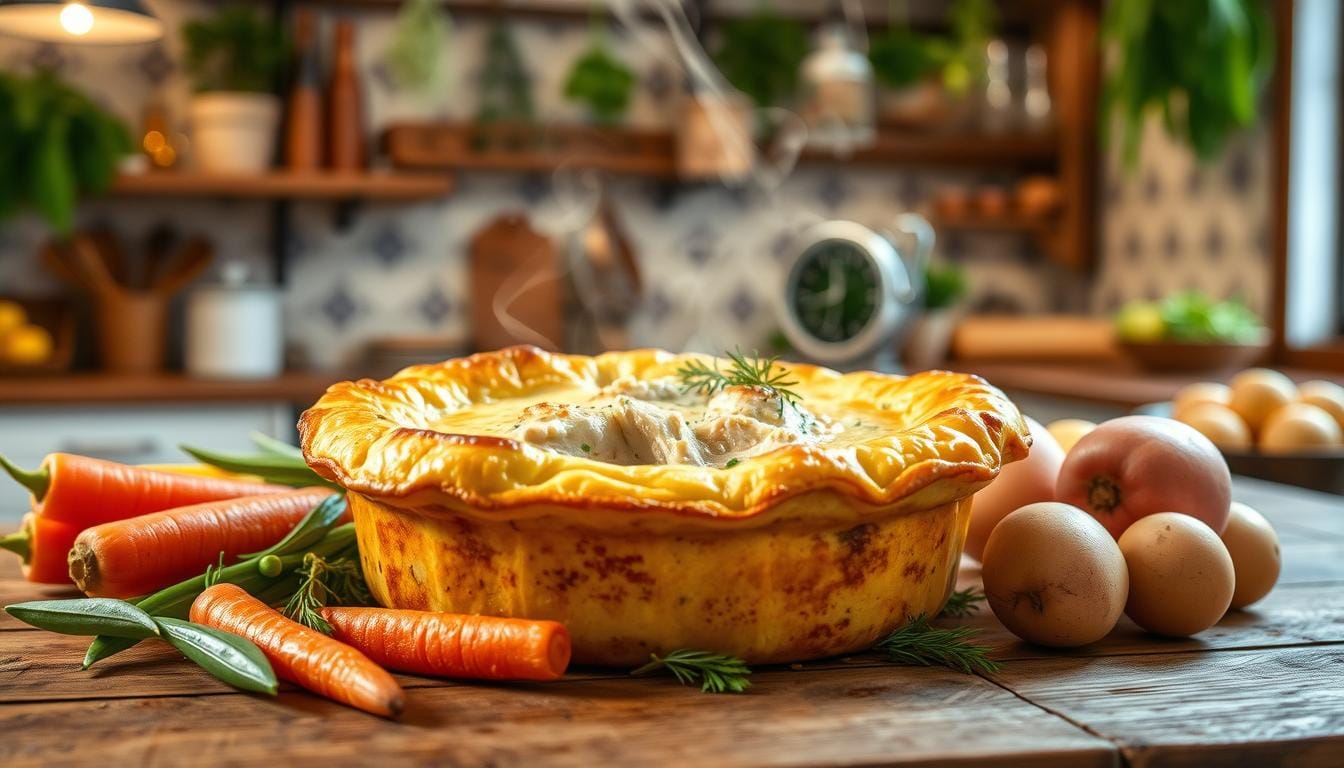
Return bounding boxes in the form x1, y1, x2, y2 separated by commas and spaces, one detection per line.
299, 346, 1031, 520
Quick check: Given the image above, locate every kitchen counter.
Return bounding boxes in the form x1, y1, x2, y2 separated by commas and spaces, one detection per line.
0, 372, 346, 406
957, 362, 1344, 410
2, 475, 1340, 766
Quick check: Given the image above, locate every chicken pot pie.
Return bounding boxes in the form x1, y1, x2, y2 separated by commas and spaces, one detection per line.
300, 346, 1029, 665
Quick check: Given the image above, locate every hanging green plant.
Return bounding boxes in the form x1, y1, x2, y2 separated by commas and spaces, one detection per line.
385, 0, 452, 93
0, 71, 132, 235
1101, 0, 1274, 168
713, 7, 808, 109
564, 45, 636, 125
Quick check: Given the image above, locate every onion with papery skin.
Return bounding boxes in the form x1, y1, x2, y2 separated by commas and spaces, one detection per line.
1056, 416, 1231, 538
964, 417, 1063, 562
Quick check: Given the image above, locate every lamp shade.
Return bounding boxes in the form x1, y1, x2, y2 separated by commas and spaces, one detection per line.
0, 0, 162, 44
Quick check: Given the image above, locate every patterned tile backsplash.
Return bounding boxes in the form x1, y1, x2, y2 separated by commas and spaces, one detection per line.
0, 5, 1270, 369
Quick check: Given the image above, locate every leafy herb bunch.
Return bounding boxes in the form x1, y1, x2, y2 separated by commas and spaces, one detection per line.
1102, 0, 1274, 166
183, 5, 288, 93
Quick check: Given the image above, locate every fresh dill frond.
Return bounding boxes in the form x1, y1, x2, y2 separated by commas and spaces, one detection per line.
874, 614, 1000, 674
282, 553, 372, 634
631, 649, 753, 693
939, 588, 987, 619
677, 348, 802, 410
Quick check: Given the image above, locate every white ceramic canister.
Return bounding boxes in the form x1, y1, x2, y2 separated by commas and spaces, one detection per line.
186, 262, 283, 379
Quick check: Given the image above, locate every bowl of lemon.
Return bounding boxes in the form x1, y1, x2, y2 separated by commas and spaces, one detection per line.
1115, 292, 1270, 373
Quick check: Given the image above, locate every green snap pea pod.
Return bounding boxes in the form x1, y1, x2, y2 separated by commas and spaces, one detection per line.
179, 444, 338, 489
155, 617, 278, 695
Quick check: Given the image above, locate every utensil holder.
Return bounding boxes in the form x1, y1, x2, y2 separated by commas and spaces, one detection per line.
95, 291, 167, 374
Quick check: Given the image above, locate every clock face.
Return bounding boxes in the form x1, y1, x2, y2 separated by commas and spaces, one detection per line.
789, 239, 882, 343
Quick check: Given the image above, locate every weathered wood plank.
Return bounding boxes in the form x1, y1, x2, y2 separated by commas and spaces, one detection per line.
939, 574, 1344, 661
0, 664, 1116, 768
1232, 478, 1344, 542
0, 580, 80, 631
988, 645, 1344, 768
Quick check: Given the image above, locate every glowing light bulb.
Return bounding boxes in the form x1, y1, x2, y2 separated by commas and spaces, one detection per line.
59, 3, 94, 37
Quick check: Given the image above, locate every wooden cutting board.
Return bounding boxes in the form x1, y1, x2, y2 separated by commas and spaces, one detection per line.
469, 213, 564, 351
951, 314, 1124, 362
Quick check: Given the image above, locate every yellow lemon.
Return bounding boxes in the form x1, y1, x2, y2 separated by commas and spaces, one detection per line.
2, 324, 54, 366
0, 300, 26, 336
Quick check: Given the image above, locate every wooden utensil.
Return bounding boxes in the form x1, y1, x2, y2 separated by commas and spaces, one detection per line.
152, 237, 213, 297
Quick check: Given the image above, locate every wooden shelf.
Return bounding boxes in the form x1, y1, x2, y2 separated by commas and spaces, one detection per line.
0, 371, 349, 406
928, 213, 1058, 234
280, 0, 1039, 35
384, 122, 678, 177
799, 132, 1058, 169
108, 171, 454, 201
384, 122, 1058, 177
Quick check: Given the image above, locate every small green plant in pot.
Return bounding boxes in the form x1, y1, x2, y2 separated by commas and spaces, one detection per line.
713, 5, 808, 111
564, 43, 636, 126
0, 71, 132, 235
183, 6, 287, 173
904, 261, 968, 371
868, 0, 996, 127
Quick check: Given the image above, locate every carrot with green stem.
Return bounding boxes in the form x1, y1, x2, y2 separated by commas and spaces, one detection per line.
0, 452, 285, 584
320, 607, 572, 682
191, 583, 405, 717
68, 488, 339, 598
0, 513, 82, 584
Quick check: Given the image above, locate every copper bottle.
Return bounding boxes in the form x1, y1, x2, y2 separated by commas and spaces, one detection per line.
327, 19, 366, 171
284, 9, 323, 170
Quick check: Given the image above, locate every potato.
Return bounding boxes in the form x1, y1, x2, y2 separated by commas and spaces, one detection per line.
1118, 512, 1235, 637
981, 502, 1129, 648
1221, 502, 1281, 609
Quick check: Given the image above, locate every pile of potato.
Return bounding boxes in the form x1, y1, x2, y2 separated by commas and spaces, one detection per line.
1175, 368, 1344, 454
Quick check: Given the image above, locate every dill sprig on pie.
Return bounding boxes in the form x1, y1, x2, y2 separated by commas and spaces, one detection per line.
677, 348, 802, 407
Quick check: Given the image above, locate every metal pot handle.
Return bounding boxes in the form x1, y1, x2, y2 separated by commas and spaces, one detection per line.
891, 212, 935, 303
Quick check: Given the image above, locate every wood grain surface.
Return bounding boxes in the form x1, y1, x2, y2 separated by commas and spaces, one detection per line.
0, 477, 1340, 767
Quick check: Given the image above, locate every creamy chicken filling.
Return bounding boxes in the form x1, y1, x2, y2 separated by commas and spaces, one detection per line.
509, 376, 826, 467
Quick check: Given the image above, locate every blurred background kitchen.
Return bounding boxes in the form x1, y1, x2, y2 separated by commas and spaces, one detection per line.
0, 0, 1341, 516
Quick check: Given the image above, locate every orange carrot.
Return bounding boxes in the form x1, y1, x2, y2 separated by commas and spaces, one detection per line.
69, 488, 339, 598
190, 583, 404, 717
13, 453, 286, 527
320, 607, 571, 682
0, 453, 285, 585
0, 513, 83, 584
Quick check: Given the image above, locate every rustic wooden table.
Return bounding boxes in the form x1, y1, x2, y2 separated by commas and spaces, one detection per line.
2, 476, 1341, 767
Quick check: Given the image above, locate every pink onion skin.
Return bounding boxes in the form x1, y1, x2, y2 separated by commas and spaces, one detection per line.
964, 417, 1064, 562
1056, 415, 1231, 539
